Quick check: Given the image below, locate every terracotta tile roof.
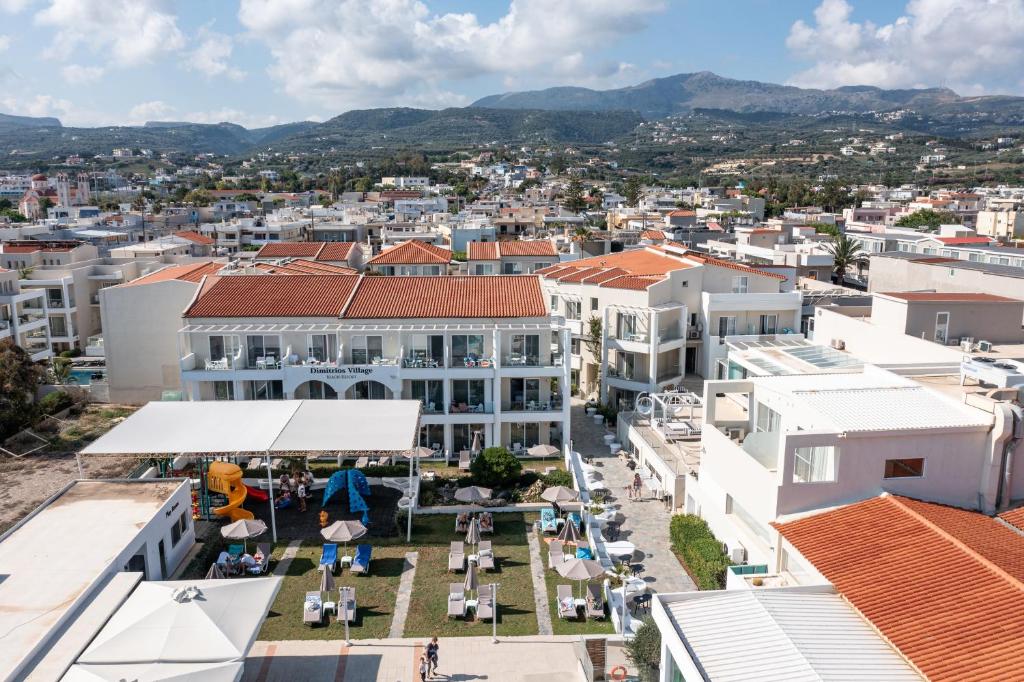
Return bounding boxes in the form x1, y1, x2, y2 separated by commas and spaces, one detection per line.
255, 242, 324, 259
600, 275, 663, 290
881, 291, 1021, 303
557, 267, 607, 283
640, 229, 666, 240
580, 267, 630, 284
775, 494, 1024, 682
367, 241, 451, 265
534, 263, 573, 276
184, 275, 360, 318
934, 236, 993, 246
173, 230, 215, 246
667, 209, 696, 217
317, 242, 357, 262
1, 240, 82, 253
124, 261, 225, 287
468, 242, 499, 260
678, 250, 787, 280
344, 275, 546, 319
559, 248, 692, 276
253, 260, 357, 275
495, 241, 557, 257
999, 506, 1024, 531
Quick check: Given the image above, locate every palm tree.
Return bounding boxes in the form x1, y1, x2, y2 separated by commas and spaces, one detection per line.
823, 233, 865, 284
571, 226, 592, 244
49, 357, 72, 384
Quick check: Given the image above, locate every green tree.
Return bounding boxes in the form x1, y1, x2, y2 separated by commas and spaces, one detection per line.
0, 198, 11, 210
624, 176, 642, 208
49, 357, 73, 384
895, 209, 960, 231
0, 340, 44, 438
0, 209, 27, 222
469, 446, 523, 488
584, 316, 602, 358
823, 232, 866, 284
183, 189, 213, 207
571, 225, 592, 244
562, 177, 587, 213
38, 197, 53, 213
625, 618, 661, 682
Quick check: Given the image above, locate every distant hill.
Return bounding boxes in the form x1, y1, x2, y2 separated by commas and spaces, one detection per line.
472, 71, 1008, 118
0, 113, 62, 131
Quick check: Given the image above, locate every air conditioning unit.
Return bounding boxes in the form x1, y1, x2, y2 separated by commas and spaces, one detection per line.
978, 340, 993, 352
723, 540, 747, 564
830, 338, 846, 350
960, 338, 975, 352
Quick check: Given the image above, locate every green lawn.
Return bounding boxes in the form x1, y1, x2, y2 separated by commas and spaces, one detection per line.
403, 513, 539, 638
257, 541, 408, 641
537, 532, 615, 636
419, 459, 566, 479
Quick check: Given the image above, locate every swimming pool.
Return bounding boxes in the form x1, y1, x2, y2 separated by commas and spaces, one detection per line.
69, 368, 106, 385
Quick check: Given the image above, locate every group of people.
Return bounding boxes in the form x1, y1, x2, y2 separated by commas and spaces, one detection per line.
216, 546, 265, 575
274, 469, 314, 512
624, 472, 643, 500
418, 636, 440, 680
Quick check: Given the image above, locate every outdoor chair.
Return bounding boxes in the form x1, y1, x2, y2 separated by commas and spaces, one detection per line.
249, 543, 272, 575
567, 512, 583, 532
228, 544, 244, 560
246, 457, 263, 471
351, 544, 372, 575
540, 508, 559, 534
448, 541, 465, 572
548, 540, 565, 568
303, 591, 324, 627
319, 543, 339, 574
477, 584, 494, 621
455, 512, 469, 533
479, 512, 494, 533
377, 456, 392, 466
447, 583, 466, 618
478, 541, 495, 571
354, 456, 369, 468
556, 584, 577, 619
337, 587, 356, 623
459, 450, 471, 470
586, 584, 605, 620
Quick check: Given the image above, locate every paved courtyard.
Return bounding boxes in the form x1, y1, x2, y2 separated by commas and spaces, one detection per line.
571, 403, 696, 595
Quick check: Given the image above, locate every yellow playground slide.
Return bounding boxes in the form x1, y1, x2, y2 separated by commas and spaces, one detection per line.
207, 461, 254, 521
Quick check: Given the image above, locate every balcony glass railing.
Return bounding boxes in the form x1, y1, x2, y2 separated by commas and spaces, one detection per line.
450, 355, 495, 368
402, 356, 444, 368
502, 400, 563, 412
609, 330, 650, 343
657, 328, 683, 343
607, 366, 650, 383
448, 401, 494, 414
502, 353, 564, 367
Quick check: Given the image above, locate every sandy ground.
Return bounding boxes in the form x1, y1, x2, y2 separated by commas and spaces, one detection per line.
0, 404, 138, 534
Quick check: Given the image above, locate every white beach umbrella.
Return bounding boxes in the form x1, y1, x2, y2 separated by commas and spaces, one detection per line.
556, 558, 605, 598
528, 444, 559, 459
454, 486, 492, 504
541, 486, 580, 504
220, 518, 267, 554
320, 519, 367, 556
465, 516, 481, 552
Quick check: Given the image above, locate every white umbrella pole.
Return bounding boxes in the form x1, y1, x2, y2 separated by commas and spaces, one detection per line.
343, 586, 351, 646
266, 453, 277, 543
492, 582, 499, 644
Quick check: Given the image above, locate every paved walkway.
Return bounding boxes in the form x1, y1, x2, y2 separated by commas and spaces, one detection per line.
388, 551, 418, 638
572, 404, 696, 595
272, 540, 302, 577
246, 636, 584, 681
526, 529, 554, 635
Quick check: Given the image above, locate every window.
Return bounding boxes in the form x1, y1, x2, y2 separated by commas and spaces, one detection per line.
793, 445, 839, 483
410, 380, 443, 412
590, 297, 598, 311
248, 380, 283, 400
307, 333, 338, 363
246, 335, 281, 366
474, 263, 493, 275
884, 458, 925, 479
717, 316, 736, 337
213, 381, 234, 400
617, 313, 638, 340
451, 334, 485, 365
510, 378, 540, 409
934, 312, 950, 344
502, 262, 522, 274
408, 334, 443, 363
510, 334, 540, 363
755, 402, 780, 433
451, 379, 486, 408
731, 276, 749, 294
570, 338, 581, 355
209, 335, 241, 367
171, 511, 189, 547
759, 314, 778, 335
565, 300, 581, 320
509, 422, 540, 449
550, 295, 558, 310
350, 335, 383, 364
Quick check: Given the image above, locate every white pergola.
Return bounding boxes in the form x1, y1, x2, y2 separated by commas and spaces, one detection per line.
80, 400, 422, 541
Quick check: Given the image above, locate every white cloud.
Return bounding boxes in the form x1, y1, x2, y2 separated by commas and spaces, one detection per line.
184, 108, 283, 129
61, 64, 104, 85
127, 100, 174, 124
786, 0, 1024, 93
0, 0, 33, 13
0, 93, 72, 119
238, 0, 665, 109
0, 35, 9, 52
183, 25, 245, 81
34, 0, 185, 66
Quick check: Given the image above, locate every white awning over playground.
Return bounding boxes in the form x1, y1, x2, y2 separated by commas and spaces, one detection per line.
80, 400, 421, 455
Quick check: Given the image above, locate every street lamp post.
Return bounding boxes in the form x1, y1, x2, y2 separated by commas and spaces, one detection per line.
492, 582, 499, 643
342, 586, 351, 646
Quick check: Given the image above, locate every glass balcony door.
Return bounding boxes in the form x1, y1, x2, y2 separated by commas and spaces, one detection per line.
307, 333, 338, 364
509, 334, 540, 365
245, 335, 280, 367
451, 379, 486, 411
411, 380, 443, 412
451, 334, 485, 366
350, 335, 383, 364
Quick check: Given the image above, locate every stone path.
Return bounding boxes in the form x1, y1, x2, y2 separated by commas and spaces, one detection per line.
272, 540, 302, 577
388, 551, 418, 638
526, 528, 554, 635
572, 404, 696, 595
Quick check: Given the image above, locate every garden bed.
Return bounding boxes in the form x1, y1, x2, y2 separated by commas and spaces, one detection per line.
668, 514, 732, 590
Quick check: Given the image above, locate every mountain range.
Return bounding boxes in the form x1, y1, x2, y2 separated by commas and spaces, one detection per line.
5, 71, 1024, 160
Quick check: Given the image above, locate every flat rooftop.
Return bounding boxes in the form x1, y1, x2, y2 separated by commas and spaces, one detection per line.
0, 479, 184, 680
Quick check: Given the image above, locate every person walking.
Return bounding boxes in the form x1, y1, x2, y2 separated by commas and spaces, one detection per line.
633, 472, 642, 499
418, 653, 429, 682
296, 479, 307, 513
426, 636, 439, 676
624, 485, 633, 501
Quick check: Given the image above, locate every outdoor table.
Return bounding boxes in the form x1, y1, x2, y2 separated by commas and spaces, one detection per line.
341, 555, 353, 568
468, 554, 479, 564
466, 598, 478, 612
322, 601, 336, 615
573, 598, 587, 609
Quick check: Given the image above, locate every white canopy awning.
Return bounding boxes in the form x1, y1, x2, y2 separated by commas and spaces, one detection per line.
81, 400, 421, 455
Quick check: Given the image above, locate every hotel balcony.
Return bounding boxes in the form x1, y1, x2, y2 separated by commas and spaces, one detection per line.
501, 399, 564, 413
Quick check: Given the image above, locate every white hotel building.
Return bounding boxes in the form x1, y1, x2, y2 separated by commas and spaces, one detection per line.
177, 274, 571, 455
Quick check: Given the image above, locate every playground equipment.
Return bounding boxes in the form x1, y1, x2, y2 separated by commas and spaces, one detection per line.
207, 461, 254, 521
323, 469, 372, 525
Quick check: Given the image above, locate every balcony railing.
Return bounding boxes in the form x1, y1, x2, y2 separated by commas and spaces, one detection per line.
450, 355, 495, 368
608, 330, 650, 343
607, 366, 650, 383
502, 400, 564, 412
448, 401, 494, 414
657, 328, 683, 343
502, 353, 564, 368
402, 356, 444, 368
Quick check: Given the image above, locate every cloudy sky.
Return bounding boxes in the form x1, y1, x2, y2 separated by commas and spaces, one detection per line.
1, 0, 1023, 128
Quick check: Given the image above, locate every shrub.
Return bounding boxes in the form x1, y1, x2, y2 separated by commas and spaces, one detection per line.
540, 469, 573, 488
669, 514, 732, 590
38, 390, 74, 415
469, 446, 523, 488
625, 617, 661, 682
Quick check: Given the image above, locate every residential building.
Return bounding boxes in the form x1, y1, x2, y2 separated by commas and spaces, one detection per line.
869, 291, 1024, 345
380, 176, 429, 190
0, 267, 51, 361
366, 240, 451, 275
538, 245, 800, 406
975, 209, 1024, 239
466, 241, 558, 274
176, 274, 570, 455
868, 252, 1024, 311
254, 241, 363, 270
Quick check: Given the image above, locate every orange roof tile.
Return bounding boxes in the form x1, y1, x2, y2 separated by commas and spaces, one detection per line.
580, 267, 630, 284
640, 229, 666, 240
173, 230, 215, 246
557, 267, 607, 283
184, 275, 360, 318
124, 261, 224, 287
999, 506, 1024, 532
1, 240, 82, 253
468, 242, 499, 260
367, 241, 451, 265
934, 236, 993, 246
560, 248, 692, 276
495, 241, 557, 257
600, 275, 663, 290
255, 242, 324, 259
317, 242, 357, 262
881, 292, 1021, 303
344, 275, 546, 319
253, 260, 357, 275
775, 494, 1024, 682
677, 249, 787, 280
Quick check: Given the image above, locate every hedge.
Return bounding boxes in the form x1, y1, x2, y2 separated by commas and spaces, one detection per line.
669, 514, 732, 590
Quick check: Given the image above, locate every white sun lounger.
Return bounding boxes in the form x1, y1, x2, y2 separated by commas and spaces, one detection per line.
447, 583, 466, 618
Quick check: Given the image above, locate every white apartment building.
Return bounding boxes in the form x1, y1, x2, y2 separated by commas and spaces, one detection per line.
380, 176, 429, 190
690, 366, 1012, 565
366, 240, 451, 275
466, 241, 558, 275
975, 209, 1024, 239
177, 274, 570, 456
0, 267, 51, 361
538, 245, 801, 407
197, 217, 304, 253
